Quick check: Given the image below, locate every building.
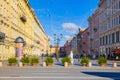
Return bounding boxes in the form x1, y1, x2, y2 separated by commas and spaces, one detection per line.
70, 37, 77, 56
88, 9, 100, 58
64, 38, 72, 56
69, 28, 85, 58
82, 28, 90, 56
0, 0, 49, 60
98, 0, 120, 57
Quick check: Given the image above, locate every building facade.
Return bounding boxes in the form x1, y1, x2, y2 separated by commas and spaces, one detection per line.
82, 28, 90, 56
64, 39, 72, 56
0, 0, 49, 60
99, 0, 120, 57
88, 9, 100, 58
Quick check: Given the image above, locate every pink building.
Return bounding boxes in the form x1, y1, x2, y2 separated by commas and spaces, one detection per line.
82, 28, 90, 56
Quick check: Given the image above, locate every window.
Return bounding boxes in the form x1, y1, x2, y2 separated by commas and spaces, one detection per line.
100, 38, 102, 46
112, 33, 115, 43
103, 37, 105, 45
119, 16, 120, 24
106, 35, 108, 44
116, 31, 119, 42
119, 1, 120, 9
109, 34, 111, 44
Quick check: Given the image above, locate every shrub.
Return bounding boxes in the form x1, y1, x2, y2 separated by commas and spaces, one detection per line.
8, 57, 17, 65
97, 56, 107, 64
61, 57, 71, 65
80, 57, 89, 65
44, 57, 54, 65
30, 57, 39, 64
21, 57, 30, 63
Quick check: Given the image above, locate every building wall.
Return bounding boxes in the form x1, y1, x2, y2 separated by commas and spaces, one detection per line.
0, 0, 49, 60
64, 39, 72, 56
82, 28, 90, 56
99, 0, 120, 56
88, 9, 100, 57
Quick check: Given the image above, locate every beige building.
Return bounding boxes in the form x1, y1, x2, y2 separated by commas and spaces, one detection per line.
0, 0, 49, 60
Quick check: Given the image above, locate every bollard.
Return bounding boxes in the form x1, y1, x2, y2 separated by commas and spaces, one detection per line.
0, 62, 2, 67
19, 62, 23, 67
113, 62, 117, 67
43, 62, 46, 67
64, 62, 68, 67
88, 62, 92, 67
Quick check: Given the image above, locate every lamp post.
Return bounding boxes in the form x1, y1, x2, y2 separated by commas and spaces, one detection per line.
54, 34, 62, 62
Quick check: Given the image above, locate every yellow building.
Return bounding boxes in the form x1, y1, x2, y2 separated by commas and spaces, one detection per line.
0, 0, 49, 60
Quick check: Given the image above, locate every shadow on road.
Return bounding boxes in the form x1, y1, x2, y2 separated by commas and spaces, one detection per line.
82, 72, 120, 80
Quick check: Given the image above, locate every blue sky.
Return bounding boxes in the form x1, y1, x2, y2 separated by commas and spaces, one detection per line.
29, 0, 99, 46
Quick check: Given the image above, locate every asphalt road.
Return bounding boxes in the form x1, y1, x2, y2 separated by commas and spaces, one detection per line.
0, 67, 120, 80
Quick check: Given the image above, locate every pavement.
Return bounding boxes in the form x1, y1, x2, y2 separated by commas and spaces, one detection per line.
0, 67, 120, 80
0, 59, 120, 80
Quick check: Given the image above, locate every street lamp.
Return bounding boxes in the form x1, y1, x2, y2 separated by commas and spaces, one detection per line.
54, 34, 62, 62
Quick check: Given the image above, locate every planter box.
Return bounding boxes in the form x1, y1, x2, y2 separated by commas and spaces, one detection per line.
82, 63, 87, 67
47, 63, 52, 67
32, 63, 38, 66
9, 63, 16, 66
99, 63, 106, 67
22, 63, 29, 66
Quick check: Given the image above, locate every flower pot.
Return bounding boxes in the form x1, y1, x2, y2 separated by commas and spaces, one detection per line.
82, 63, 87, 67
32, 63, 38, 66
9, 63, 16, 66
47, 63, 52, 67
23, 63, 28, 66
99, 63, 106, 67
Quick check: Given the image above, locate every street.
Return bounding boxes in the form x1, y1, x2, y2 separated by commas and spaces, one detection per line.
0, 66, 120, 80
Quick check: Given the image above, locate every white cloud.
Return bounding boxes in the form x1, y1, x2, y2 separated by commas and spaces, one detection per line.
62, 23, 79, 33
64, 35, 72, 40
48, 35, 54, 41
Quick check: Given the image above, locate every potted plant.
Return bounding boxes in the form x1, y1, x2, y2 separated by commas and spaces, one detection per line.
80, 57, 90, 67
21, 57, 30, 66
30, 57, 39, 66
61, 57, 71, 66
8, 57, 17, 66
44, 57, 54, 66
97, 56, 107, 67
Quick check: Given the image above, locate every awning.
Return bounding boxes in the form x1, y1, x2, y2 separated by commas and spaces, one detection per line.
115, 49, 120, 54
